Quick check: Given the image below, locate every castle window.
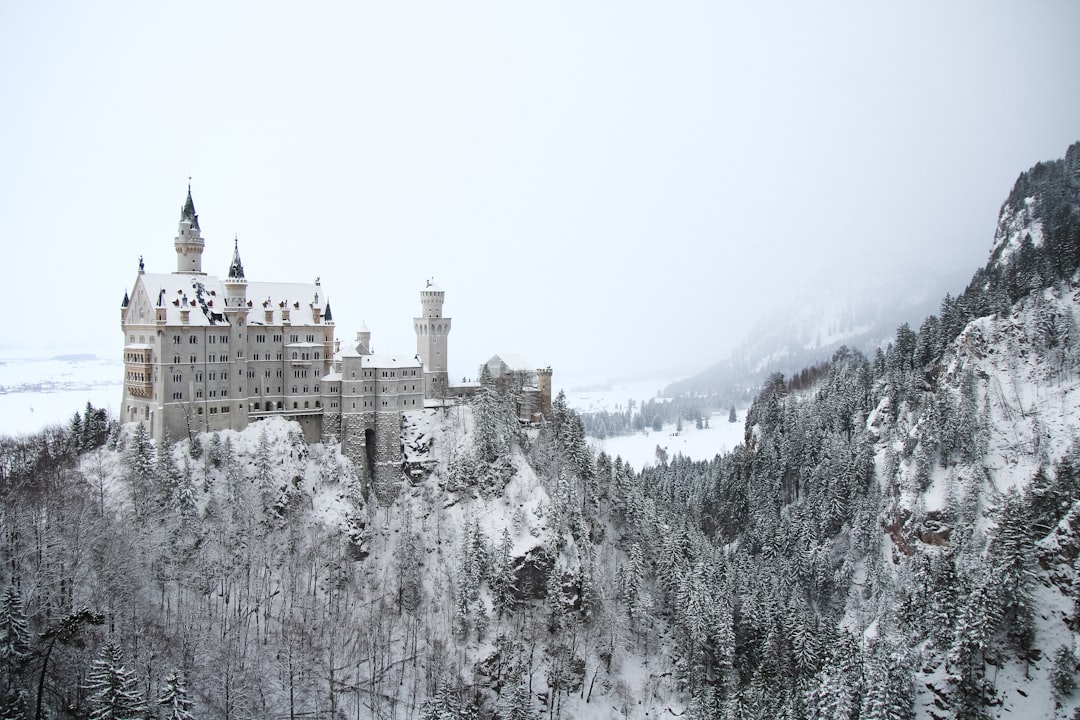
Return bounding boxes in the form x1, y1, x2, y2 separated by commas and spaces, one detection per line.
222, 406, 230, 413
274, 334, 282, 343
173, 355, 181, 364
196, 372, 203, 382
209, 407, 217, 415
197, 407, 203, 415
293, 402, 298, 409
196, 390, 203, 399
265, 370, 271, 378
190, 354, 196, 363
222, 372, 227, 380
290, 334, 298, 343
173, 335, 181, 344
190, 336, 197, 344
254, 402, 260, 410
208, 336, 215, 344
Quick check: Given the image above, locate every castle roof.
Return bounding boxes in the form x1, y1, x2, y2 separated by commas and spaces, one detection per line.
486, 353, 533, 374
180, 184, 200, 230
129, 272, 323, 327
227, 237, 245, 279
361, 354, 421, 369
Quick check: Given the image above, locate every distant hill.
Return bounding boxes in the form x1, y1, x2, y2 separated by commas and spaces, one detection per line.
664, 265, 966, 401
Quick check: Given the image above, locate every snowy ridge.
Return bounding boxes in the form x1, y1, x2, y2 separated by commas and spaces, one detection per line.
868, 281, 1080, 719
990, 195, 1045, 266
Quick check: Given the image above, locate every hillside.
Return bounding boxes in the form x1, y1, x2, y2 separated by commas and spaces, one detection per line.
1, 143, 1079, 720
662, 267, 961, 404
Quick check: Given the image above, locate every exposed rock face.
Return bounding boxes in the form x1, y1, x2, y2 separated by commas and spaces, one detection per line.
513, 545, 553, 600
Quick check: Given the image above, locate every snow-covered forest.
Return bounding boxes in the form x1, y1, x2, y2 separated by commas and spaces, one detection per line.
2, 143, 1080, 719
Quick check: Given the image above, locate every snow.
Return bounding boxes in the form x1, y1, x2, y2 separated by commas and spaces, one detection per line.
590, 413, 747, 471
990, 195, 1045, 265
0, 354, 121, 436
561, 375, 748, 470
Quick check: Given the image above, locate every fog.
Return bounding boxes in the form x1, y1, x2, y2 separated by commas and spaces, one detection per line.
2, 2, 1078, 386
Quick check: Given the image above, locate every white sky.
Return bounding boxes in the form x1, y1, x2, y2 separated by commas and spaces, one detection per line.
2, 2, 1078, 384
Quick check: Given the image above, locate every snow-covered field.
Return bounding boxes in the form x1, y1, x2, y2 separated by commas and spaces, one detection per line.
589, 414, 746, 470
562, 375, 748, 470
0, 356, 121, 436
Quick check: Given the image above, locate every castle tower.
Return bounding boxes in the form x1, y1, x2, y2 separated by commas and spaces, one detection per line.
536, 367, 553, 420
355, 324, 372, 355
414, 279, 451, 399
222, 237, 249, 430
175, 184, 206, 274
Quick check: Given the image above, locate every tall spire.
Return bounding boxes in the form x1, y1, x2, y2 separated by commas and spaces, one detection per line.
180, 181, 200, 231
228, 235, 245, 279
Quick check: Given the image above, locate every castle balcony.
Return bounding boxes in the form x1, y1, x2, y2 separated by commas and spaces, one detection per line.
125, 382, 152, 400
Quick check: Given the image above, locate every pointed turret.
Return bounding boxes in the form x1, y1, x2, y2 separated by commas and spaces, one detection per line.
224, 236, 248, 311
324, 302, 333, 322
121, 290, 129, 308
228, 236, 245, 279
180, 183, 200, 231
175, 183, 206, 274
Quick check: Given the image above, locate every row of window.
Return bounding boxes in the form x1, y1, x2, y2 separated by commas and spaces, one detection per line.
346, 398, 420, 409
170, 371, 229, 383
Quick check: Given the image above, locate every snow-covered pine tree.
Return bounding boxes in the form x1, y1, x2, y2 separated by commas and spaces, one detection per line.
124, 423, 156, 517
84, 639, 146, 720
500, 683, 539, 720
0, 584, 30, 720
157, 670, 195, 720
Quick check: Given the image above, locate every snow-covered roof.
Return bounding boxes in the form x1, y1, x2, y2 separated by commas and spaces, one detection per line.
127, 273, 324, 327
322, 371, 343, 382
487, 353, 533, 373
360, 354, 421, 369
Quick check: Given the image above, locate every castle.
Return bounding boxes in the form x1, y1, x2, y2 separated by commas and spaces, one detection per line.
120, 187, 552, 485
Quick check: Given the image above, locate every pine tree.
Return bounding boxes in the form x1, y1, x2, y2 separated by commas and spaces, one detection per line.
992, 489, 1036, 658
0, 584, 30, 720
729, 405, 737, 423
158, 670, 195, 720
84, 639, 146, 720
125, 423, 156, 517
419, 680, 477, 720
1051, 646, 1077, 700
500, 683, 539, 720
491, 528, 517, 618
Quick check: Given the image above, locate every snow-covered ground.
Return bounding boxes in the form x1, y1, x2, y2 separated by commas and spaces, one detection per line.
589, 414, 747, 470
560, 375, 748, 470
0, 355, 121, 436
